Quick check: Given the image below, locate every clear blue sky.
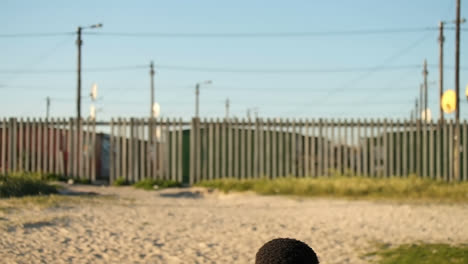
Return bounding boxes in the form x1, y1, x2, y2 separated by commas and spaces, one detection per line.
1, 0, 467, 121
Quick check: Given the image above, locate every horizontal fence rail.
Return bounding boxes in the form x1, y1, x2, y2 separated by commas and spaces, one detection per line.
1, 117, 467, 184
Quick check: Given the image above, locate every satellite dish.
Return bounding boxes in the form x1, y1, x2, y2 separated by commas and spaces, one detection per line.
90, 105, 96, 120
441, 90, 456, 114
91, 83, 98, 100
152, 102, 160, 118
421, 108, 432, 122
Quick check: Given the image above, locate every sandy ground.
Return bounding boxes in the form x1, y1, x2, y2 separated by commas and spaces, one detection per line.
0, 185, 467, 264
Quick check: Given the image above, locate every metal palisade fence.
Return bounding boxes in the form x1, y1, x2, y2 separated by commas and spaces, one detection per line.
0, 117, 467, 184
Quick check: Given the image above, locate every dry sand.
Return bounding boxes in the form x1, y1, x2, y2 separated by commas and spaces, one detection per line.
1, 184, 467, 264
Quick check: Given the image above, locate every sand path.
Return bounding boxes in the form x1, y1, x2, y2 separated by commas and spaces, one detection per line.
1, 185, 467, 264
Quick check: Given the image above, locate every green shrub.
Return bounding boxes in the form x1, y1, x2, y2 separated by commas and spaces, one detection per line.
0, 173, 58, 198
133, 179, 181, 190
113, 177, 130, 186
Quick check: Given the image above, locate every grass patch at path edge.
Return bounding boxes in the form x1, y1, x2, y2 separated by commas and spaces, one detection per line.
366, 243, 468, 264
196, 176, 468, 202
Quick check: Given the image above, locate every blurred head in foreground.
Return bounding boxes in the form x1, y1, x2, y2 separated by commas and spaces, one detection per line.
255, 238, 319, 264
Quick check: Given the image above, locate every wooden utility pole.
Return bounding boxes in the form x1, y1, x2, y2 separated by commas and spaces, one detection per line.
454, 0, 461, 181
419, 83, 424, 120
439, 21, 445, 123
225, 98, 230, 119
46, 97, 50, 119
150, 61, 155, 118
415, 98, 419, 120
423, 60, 428, 121
76, 27, 82, 124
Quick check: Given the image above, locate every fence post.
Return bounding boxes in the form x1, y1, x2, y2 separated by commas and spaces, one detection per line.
423, 120, 428, 178
240, 118, 246, 179
253, 118, 259, 178
278, 118, 283, 177
317, 119, 323, 176
190, 118, 195, 185
220, 118, 226, 178
272, 118, 278, 178
463, 120, 467, 181
1, 118, 6, 174
234, 118, 239, 179
177, 118, 183, 183
304, 119, 310, 177
265, 118, 271, 178
429, 120, 435, 179
395, 119, 401, 177
448, 120, 454, 181
215, 118, 220, 180
18, 118, 24, 172
25, 118, 30, 172
311, 119, 316, 177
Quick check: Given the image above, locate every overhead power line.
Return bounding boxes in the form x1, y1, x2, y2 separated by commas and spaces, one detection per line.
0, 32, 74, 38
84, 27, 440, 38
0, 65, 147, 74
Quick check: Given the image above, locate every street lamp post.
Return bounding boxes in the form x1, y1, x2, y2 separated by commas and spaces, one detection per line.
76, 23, 102, 123
195, 80, 212, 118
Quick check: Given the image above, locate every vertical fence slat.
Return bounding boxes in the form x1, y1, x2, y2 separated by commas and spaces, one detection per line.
272, 119, 278, 178
190, 118, 196, 185
234, 118, 240, 178
195, 118, 202, 182
311, 119, 316, 177
258, 118, 264, 177
304, 119, 310, 177
168, 119, 175, 181
227, 118, 233, 178
18, 118, 24, 172
53, 119, 59, 175
139, 119, 145, 181
463, 120, 467, 181
31, 119, 37, 174
389, 119, 394, 177
25, 118, 30, 172
395, 119, 401, 177
11, 118, 17, 172
266, 119, 271, 178
240, 118, 246, 179
291, 119, 296, 177
402, 120, 408, 177
324, 120, 330, 176
356, 119, 361, 176
278, 119, 283, 177
429, 121, 435, 179
253, 119, 259, 178
317, 119, 323, 176
436, 120, 442, 180
369, 119, 375, 177
1, 118, 6, 174
177, 118, 183, 183
333, 119, 338, 175
349, 119, 354, 175
443, 120, 448, 180
382, 118, 388, 177
164, 118, 170, 181
423, 121, 428, 178
298, 120, 304, 177
449, 120, 454, 181
47, 117, 54, 174
208, 118, 214, 180
214, 118, 220, 180
409, 120, 415, 175
37, 118, 43, 174
109, 118, 115, 183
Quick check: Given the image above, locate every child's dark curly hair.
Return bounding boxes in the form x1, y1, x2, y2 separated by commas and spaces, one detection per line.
255, 238, 319, 264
